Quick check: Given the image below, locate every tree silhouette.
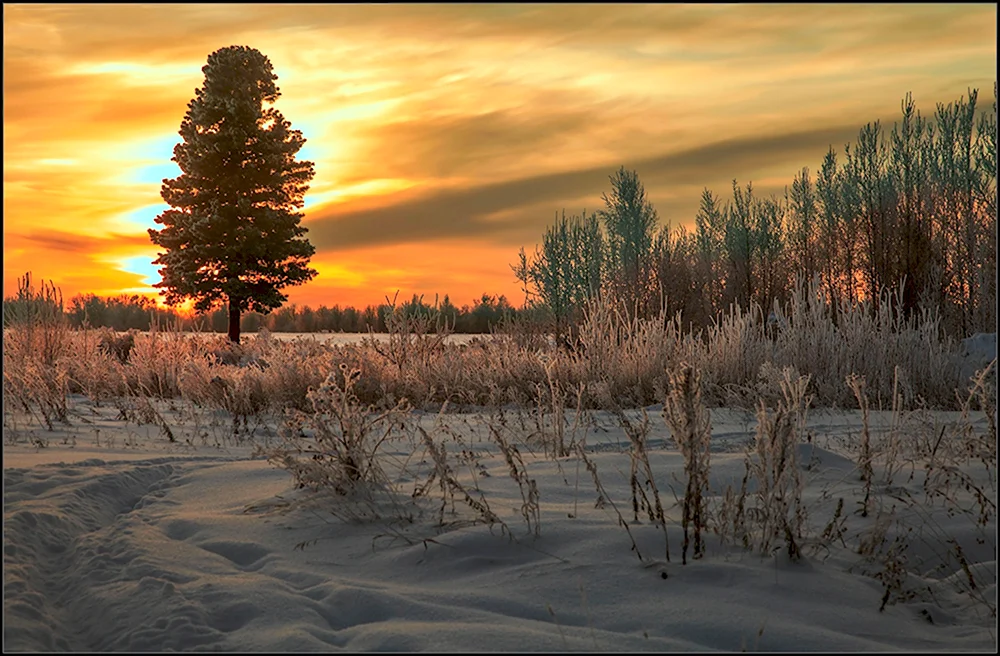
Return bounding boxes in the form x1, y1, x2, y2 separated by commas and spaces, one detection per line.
149, 45, 317, 343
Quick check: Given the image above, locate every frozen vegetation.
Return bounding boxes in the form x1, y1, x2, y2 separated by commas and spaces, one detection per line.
3, 286, 996, 652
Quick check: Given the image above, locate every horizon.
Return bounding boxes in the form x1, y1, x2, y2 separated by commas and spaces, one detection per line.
3, 3, 997, 310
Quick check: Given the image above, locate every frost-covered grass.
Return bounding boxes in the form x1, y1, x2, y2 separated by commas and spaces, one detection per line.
1, 280, 984, 427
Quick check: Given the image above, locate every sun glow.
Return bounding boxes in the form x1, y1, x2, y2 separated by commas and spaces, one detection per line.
3, 4, 996, 308
303, 178, 420, 211
66, 60, 199, 85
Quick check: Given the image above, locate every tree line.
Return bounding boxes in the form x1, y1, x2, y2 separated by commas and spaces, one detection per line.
516, 86, 997, 341
35, 291, 518, 334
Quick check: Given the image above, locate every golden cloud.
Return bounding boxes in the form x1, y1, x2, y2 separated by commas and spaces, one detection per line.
4, 3, 995, 307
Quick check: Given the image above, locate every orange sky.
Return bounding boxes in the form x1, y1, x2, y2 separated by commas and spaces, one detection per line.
3, 3, 997, 310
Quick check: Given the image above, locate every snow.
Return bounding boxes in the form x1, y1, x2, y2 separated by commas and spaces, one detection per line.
959, 333, 997, 385
3, 397, 996, 652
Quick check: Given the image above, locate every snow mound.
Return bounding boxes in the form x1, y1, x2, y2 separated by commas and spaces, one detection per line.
958, 332, 997, 385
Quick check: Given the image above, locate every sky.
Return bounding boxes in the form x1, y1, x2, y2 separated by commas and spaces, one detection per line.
3, 3, 997, 311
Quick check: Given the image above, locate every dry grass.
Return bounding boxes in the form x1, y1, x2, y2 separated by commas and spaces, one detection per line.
574, 438, 646, 562
263, 364, 411, 494
488, 409, 542, 538
695, 277, 960, 409
2, 276, 969, 448
847, 374, 876, 517
577, 294, 687, 407
716, 368, 811, 561
414, 422, 505, 531
663, 364, 712, 564
3, 275, 70, 432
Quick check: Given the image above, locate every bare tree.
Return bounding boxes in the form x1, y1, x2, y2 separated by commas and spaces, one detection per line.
723, 180, 757, 308
599, 167, 659, 317
788, 167, 817, 287
694, 187, 728, 321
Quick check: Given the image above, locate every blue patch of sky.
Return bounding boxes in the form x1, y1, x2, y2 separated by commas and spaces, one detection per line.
130, 162, 181, 186
292, 115, 328, 164
298, 139, 320, 165
118, 204, 168, 232
119, 133, 182, 185
119, 256, 162, 287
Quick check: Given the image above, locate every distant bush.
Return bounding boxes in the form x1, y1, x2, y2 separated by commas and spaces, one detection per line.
3, 273, 69, 430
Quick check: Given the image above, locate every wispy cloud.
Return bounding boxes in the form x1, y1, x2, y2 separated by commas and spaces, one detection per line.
16, 230, 150, 255
305, 122, 878, 252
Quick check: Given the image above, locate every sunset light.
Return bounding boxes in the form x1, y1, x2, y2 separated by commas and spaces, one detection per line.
3, 7, 998, 650
3, 3, 997, 310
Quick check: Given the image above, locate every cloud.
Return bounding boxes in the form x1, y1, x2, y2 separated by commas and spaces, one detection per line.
4, 3, 995, 306
3, 231, 160, 301
304, 122, 870, 252
3, 61, 194, 147
351, 106, 597, 180
15, 230, 151, 255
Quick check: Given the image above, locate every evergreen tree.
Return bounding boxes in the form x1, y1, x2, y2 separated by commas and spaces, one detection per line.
533, 211, 574, 344
149, 45, 317, 343
652, 223, 697, 324
888, 92, 934, 316
755, 193, 787, 308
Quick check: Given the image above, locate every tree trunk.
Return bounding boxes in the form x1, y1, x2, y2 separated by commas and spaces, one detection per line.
228, 299, 241, 344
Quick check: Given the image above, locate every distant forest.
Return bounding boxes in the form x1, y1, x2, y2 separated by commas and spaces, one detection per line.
4, 87, 996, 338
50, 291, 521, 335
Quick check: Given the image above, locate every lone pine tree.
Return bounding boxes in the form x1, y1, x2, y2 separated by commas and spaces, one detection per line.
149, 45, 317, 343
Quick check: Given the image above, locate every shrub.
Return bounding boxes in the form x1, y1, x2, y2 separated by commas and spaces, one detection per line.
719, 367, 811, 560
2, 273, 70, 432
264, 365, 411, 494
98, 328, 137, 364
663, 363, 712, 564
